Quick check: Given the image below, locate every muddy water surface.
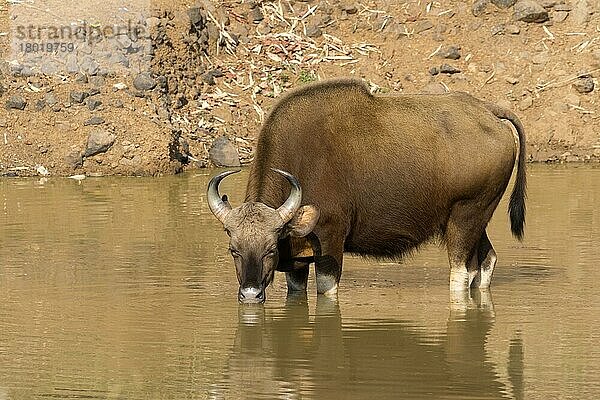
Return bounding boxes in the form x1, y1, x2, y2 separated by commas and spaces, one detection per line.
0, 165, 599, 399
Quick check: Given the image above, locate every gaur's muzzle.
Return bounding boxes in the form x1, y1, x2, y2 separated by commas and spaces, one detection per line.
238, 287, 266, 304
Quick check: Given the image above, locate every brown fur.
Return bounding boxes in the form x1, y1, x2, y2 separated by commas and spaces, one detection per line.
242, 78, 526, 293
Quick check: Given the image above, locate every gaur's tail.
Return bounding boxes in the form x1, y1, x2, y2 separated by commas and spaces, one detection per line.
484, 102, 527, 240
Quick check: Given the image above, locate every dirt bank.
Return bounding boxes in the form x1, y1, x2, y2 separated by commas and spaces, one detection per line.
1, 0, 599, 177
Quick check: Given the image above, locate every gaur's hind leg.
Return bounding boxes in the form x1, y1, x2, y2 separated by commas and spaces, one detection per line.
445, 203, 490, 291
470, 231, 497, 289
286, 262, 310, 292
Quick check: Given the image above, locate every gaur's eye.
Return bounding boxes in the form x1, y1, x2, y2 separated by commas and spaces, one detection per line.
264, 247, 277, 258
230, 248, 241, 258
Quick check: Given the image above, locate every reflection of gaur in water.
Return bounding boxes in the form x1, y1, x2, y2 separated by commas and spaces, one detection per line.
207, 78, 527, 303
209, 292, 524, 400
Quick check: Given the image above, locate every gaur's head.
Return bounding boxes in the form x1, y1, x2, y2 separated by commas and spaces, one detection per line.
207, 169, 319, 304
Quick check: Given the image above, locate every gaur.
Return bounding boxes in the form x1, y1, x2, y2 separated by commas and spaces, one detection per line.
207, 78, 526, 304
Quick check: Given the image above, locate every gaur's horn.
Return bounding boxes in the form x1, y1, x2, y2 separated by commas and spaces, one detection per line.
207, 170, 240, 223
272, 168, 302, 223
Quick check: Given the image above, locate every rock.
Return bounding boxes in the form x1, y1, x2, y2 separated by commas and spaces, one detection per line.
35, 99, 46, 111
251, 6, 264, 23
133, 72, 157, 91
573, 76, 594, 93
420, 82, 448, 94
6, 95, 27, 110
506, 76, 520, 84
518, 96, 533, 110
438, 46, 461, 60
440, 64, 461, 74
87, 98, 102, 111
45, 92, 58, 107
491, 0, 517, 7
80, 56, 99, 75
65, 150, 83, 169
75, 73, 88, 83
532, 52, 550, 65
514, 0, 549, 22
89, 76, 105, 87
414, 20, 434, 34
564, 93, 581, 107
506, 24, 521, 34
202, 69, 223, 85
472, 0, 490, 16
306, 24, 323, 38
341, 3, 358, 14
70, 91, 89, 104
429, 66, 440, 76
84, 116, 105, 126
110, 52, 130, 68
209, 136, 241, 167
65, 54, 79, 73
571, 0, 591, 25
84, 129, 116, 157
491, 24, 505, 35
40, 61, 58, 75
553, 11, 569, 22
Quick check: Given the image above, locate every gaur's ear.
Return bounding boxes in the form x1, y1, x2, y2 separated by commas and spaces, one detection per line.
286, 205, 319, 238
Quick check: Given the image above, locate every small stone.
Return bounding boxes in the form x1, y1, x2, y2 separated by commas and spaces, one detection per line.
518, 96, 533, 110
429, 66, 440, 76
113, 99, 124, 108
553, 11, 569, 22
45, 92, 58, 107
115, 34, 132, 49
35, 99, 46, 111
341, 3, 358, 14
420, 82, 448, 94
89, 76, 105, 87
173, 96, 188, 109
414, 20, 434, 34
506, 76, 520, 84
133, 72, 157, 91
564, 93, 581, 107
75, 73, 88, 83
65, 150, 83, 169
514, 0, 549, 23
306, 24, 322, 38
70, 91, 89, 104
80, 56, 100, 76
506, 24, 521, 34
491, 24, 505, 35
209, 136, 241, 167
65, 54, 79, 74
571, 0, 591, 25
87, 98, 102, 111
440, 64, 461, 74
84, 129, 116, 157
84, 116, 105, 126
532, 52, 550, 65
492, 0, 517, 7
113, 82, 127, 91
202, 69, 223, 85
110, 52, 130, 68
472, 0, 490, 16
6, 95, 27, 110
438, 46, 461, 60
573, 76, 594, 93
251, 7, 264, 23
